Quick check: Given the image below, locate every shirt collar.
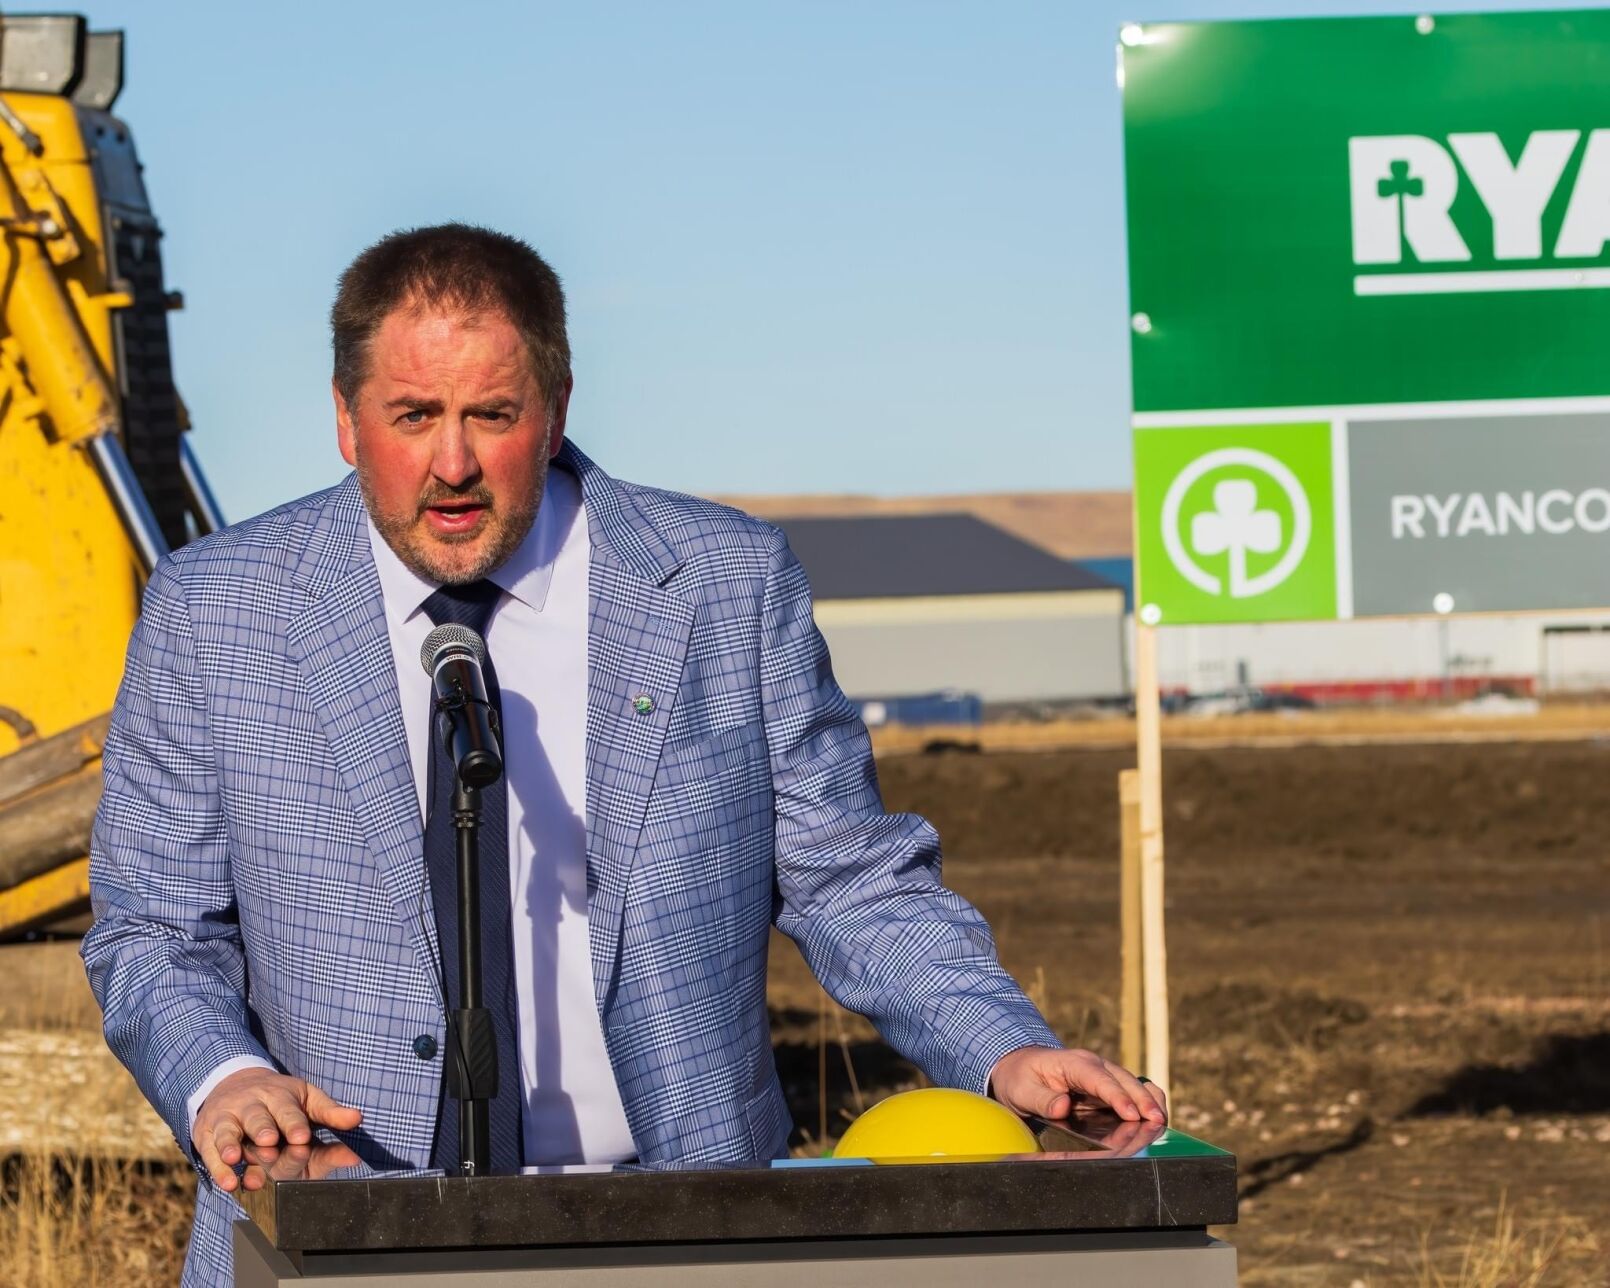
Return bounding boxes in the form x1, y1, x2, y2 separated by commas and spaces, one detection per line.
363, 464, 580, 622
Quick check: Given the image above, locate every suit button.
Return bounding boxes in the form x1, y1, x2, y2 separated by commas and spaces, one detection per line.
413, 1034, 438, 1060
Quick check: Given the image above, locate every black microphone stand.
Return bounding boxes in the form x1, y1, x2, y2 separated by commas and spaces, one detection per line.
449, 773, 497, 1176
434, 684, 504, 1178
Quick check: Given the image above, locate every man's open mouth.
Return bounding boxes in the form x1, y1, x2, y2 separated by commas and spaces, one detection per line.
423, 501, 489, 533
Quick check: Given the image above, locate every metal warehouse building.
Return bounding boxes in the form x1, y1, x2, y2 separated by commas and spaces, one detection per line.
777, 514, 1127, 703
725, 486, 1610, 701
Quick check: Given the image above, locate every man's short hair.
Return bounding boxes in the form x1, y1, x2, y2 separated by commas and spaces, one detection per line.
331, 223, 571, 413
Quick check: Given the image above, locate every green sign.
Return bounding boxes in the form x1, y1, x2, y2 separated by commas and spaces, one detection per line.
1123, 10, 1610, 414
1124, 11, 1610, 625
1133, 423, 1337, 625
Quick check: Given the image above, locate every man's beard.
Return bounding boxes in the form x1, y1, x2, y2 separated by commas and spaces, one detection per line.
355, 451, 548, 586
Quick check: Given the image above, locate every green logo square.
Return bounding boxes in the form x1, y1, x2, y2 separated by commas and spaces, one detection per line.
1133, 422, 1338, 624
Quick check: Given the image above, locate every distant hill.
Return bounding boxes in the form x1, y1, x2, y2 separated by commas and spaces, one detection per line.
709, 490, 1133, 559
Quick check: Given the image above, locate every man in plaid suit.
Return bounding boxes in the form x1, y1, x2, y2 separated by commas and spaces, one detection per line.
84, 225, 1164, 1286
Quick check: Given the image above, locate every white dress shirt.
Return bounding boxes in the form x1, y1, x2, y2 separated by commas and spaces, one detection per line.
189, 466, 636, 1166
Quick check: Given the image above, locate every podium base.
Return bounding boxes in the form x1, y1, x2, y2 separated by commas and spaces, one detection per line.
234, 1221, 1237, 1287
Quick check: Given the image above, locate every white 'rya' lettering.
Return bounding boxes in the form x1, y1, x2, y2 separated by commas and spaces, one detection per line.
1351, 130, 1610, 265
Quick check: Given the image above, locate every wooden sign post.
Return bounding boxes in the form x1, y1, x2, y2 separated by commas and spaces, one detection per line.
1133, 624, 1170, 1092
1117, 767, 1144, 1075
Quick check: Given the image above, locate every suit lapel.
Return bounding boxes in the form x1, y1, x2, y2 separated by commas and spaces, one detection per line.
566, 444, 695, 1010
283, 476, 440, 997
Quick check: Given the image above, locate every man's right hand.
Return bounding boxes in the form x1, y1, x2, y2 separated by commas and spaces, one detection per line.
192, 1067, 363, 1192
237, 1139, 364, 1189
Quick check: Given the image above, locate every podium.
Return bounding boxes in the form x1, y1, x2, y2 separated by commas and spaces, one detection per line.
234, 1115, 1238, 1286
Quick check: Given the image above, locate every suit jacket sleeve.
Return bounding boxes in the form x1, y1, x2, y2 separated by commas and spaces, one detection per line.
81, 557, 273, 1155
760, 530, 1061, 1093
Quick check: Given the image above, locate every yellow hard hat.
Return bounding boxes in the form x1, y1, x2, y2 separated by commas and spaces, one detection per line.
833, 1088, 1040, 1164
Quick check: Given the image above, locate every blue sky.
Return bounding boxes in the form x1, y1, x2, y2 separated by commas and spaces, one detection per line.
85, 0, 1586, 520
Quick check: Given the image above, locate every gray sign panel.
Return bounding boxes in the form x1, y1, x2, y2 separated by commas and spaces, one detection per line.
1349, 413, 1610, 616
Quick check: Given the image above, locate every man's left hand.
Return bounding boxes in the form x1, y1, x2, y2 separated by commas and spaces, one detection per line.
989, 1046, 1167, 1124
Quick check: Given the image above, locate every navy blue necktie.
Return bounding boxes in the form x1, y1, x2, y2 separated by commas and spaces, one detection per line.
423, 580, 524, 1172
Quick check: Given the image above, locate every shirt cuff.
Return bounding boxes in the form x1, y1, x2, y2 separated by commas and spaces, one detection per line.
186, 1055, 276, 1143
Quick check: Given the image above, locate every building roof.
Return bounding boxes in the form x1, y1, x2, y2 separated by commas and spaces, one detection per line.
715, 489, 1133, 558
1077, 556, 1134, 611
777, 513, 1122, 601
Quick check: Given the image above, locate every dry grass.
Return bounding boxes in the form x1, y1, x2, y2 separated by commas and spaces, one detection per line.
0, 1153, 191, 1287
0, 944, 191, 1285
1411, 1196, 1596, 1288
868, 702, 1610, 756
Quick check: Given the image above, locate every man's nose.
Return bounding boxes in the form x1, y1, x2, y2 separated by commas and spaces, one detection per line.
431, 424, 480, 488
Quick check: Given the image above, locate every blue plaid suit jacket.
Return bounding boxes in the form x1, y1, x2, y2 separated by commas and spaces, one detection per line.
83, 442, 1059, 1286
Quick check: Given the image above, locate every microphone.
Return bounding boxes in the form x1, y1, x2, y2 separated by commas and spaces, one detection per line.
420, 625, 503, 789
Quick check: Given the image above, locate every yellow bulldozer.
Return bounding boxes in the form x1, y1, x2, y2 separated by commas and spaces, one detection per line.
0, 13, 221, 938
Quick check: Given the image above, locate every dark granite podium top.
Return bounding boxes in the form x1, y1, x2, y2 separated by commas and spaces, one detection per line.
239, 1113, 1236, 1256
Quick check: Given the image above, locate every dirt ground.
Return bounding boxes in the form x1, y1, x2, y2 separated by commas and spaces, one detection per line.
770, 740, 1610, 1285
5, 737, 1609, 1285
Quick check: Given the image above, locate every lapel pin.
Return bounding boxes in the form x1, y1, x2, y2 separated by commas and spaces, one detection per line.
633, 694, 654, 716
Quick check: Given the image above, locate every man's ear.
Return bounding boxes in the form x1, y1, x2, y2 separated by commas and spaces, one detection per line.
334, 381, 358, 467
547, 375, 573, 459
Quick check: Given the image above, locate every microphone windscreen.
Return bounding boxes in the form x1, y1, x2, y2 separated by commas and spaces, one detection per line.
420, 623, 487, 675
